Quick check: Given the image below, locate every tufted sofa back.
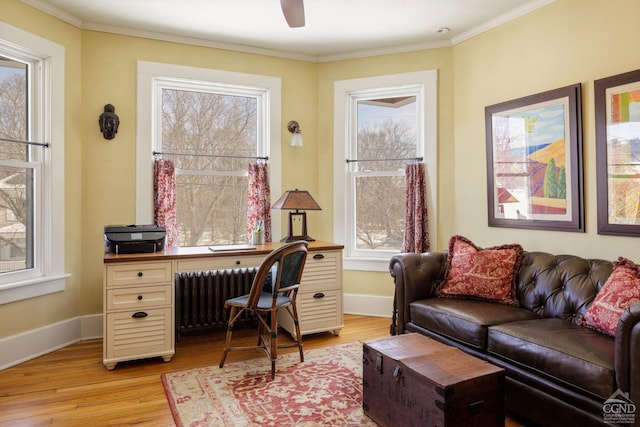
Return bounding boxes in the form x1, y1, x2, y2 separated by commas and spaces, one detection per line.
516, 251, 614, 324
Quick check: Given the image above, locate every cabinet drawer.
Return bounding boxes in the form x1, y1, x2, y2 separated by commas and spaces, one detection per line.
106, 262, 172, 287
104, 307, 173, 359
176, 255, 265, 272
297, 289, 343, 332
106, 285, 172, 311
301, 250, 341, 292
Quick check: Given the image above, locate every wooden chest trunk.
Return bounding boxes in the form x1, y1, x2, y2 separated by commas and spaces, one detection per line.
362, 333, 505, 427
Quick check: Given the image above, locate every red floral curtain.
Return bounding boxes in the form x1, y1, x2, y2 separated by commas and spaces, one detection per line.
154, 158, 178, 248
401, 162, 430, 253
247, 162, 272, 242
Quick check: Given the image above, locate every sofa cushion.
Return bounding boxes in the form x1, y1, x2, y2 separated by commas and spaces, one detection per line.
581, 257, 640, 336
488, 318, 615, 399
436, 235, 522, 306
409, 298, 540, 349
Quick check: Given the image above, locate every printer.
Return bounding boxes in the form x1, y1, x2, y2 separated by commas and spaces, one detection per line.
104, 224, 166, 254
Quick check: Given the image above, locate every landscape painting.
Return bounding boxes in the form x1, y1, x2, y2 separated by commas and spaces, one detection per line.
485, 84, 584, 232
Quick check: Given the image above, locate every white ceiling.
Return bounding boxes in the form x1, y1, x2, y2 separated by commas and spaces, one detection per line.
23, 0, 555, 62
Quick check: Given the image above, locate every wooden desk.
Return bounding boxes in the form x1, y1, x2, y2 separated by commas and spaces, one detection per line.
103, 241, 344, 370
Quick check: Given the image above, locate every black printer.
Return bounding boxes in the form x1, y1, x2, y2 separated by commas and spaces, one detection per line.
104, 224, 166, 254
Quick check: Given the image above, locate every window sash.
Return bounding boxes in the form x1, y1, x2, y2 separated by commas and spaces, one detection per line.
0, 160, 38, 276
348, 169, 404, 258
347, 88, 422, 258
155, 81, 265, 246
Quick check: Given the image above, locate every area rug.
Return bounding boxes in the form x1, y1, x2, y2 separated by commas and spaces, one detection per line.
161, 341, 378, 426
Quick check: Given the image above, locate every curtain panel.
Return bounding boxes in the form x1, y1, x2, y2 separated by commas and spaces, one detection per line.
153, 158, 179, 248
247, 162, 272, 243
401, 162, 430, 253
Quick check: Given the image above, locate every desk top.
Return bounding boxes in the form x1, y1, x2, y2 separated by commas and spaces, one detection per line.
104, 240, 344, 263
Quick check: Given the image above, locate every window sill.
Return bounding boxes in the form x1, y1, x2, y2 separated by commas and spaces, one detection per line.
0, 273, 70, 305
344, 257, 392, 272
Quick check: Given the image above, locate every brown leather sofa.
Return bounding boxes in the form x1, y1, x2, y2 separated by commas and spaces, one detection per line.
389, 250, 640, 427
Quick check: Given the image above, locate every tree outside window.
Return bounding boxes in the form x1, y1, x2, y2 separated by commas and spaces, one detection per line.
351, 96, 418, 252
159, 87, 258, 246
0, 57, 33, 273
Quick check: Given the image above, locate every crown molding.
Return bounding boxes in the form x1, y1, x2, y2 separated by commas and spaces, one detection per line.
22, 0, 556, 63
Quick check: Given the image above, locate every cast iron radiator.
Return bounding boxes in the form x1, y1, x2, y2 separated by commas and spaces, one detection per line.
175, 268, 258, 341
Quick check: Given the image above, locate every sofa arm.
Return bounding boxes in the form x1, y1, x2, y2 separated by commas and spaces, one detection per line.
615, 303, 640, 402
389, 251, 447, 334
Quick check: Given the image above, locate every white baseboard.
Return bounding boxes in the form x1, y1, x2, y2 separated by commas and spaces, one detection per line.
343, 293, 393, 318
1, 295, 391, 371
0, 314, 102, 371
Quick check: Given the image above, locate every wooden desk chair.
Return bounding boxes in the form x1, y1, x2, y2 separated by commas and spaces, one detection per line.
219, 241, 308, 378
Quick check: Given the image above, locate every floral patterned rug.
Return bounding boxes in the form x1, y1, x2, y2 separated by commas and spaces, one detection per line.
161, 341, 378, 426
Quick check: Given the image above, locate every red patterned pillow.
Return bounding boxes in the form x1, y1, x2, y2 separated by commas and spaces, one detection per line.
435, 235, 522, 306
581, 257, 640, 336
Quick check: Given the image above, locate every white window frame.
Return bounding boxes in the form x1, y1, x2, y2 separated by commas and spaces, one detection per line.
334, 70, 437, 271
136, 61, 282, 239
0, 23, 68, 304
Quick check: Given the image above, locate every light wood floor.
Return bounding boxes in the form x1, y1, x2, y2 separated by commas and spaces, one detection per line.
0, 315, 527, 426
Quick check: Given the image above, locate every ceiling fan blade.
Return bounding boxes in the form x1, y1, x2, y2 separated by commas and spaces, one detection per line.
280, 0, 305, 28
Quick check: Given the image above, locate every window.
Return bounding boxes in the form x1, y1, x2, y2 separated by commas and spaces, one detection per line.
136, 62, 282, 242
0, 23, 67, 304
159, 84, 260, 245
334, 71, 437, 271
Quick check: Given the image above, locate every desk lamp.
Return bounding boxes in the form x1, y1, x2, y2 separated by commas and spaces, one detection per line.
272, 189, 321, 242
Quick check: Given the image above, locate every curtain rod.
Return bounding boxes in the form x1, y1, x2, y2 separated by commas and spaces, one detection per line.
153, 151, 268, 161
0, 137, 49, 148
346, 156, 423, 163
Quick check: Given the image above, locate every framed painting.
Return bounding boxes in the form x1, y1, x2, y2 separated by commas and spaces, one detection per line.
485, 84, 584, 232
595, 69, 640, 236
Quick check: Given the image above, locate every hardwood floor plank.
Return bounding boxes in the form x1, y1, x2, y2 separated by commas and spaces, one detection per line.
0, 315, 526, 426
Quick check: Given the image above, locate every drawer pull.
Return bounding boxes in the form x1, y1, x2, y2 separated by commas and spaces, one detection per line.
132, 311, 148, 318
313, 254, 325, 260
235, 260, 241, 265
137, 272, 143, 277
313, 292, 325, 299
137, 295, 143, 300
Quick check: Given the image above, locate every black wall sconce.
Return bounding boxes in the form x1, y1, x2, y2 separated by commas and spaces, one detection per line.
99, 104, 120, 140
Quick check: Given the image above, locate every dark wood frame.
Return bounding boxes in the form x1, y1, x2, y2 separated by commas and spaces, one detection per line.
485, 84, 584, 232
595, 69, 640, 236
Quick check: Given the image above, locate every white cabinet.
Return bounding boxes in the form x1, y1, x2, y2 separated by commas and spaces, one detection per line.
103, 261, 174, 370
279, 248, 344, 338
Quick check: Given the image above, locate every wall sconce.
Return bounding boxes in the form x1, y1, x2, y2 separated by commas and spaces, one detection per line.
287, 120, 303, 147
99, 104, 120, 140
271, 189, 321, 242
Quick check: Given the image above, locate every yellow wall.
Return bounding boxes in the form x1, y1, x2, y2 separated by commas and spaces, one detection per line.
0, 1, 84, 337
1, 0, 640, 338
451, 0, 640, 258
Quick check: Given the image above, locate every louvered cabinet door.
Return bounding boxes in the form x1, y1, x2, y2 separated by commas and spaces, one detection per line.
279, 248, 344, 338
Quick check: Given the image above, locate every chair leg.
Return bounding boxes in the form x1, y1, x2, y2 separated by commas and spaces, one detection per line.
290, 305, 304, 363
269, 309, 278, 379
219, 306, 237, 368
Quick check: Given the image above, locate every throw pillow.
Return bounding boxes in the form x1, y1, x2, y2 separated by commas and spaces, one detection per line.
581, 257, 640, 336
435, 235, 522, 306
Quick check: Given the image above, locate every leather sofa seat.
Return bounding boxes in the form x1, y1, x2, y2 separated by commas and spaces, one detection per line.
410, 298, 540, 349
488, 318, 616, 399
